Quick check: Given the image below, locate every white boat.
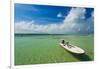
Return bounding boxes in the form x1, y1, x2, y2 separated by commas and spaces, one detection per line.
59, 43, 85, 54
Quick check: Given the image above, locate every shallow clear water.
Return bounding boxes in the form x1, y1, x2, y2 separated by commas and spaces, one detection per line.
15, 34, 94, 65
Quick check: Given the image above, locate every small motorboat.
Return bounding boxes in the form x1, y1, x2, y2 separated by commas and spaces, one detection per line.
59, 40, 85, 54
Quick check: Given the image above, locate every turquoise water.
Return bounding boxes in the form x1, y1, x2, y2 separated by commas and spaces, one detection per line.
15, 34, 94, 65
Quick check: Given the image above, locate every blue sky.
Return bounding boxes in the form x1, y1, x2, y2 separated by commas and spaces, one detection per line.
14, 3, 94, 34
15, 4, 71, 24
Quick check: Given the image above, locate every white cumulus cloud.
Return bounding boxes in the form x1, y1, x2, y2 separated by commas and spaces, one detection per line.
57, 12, 63, 18
15, 7, 94, 34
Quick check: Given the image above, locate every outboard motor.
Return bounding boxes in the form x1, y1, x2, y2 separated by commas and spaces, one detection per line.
61, 39, 65, 44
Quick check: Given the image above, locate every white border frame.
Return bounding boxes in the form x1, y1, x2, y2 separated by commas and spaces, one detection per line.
11, 0, 95, 69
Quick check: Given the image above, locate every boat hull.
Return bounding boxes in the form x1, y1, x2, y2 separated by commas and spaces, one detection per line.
60, 43, 85, 54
